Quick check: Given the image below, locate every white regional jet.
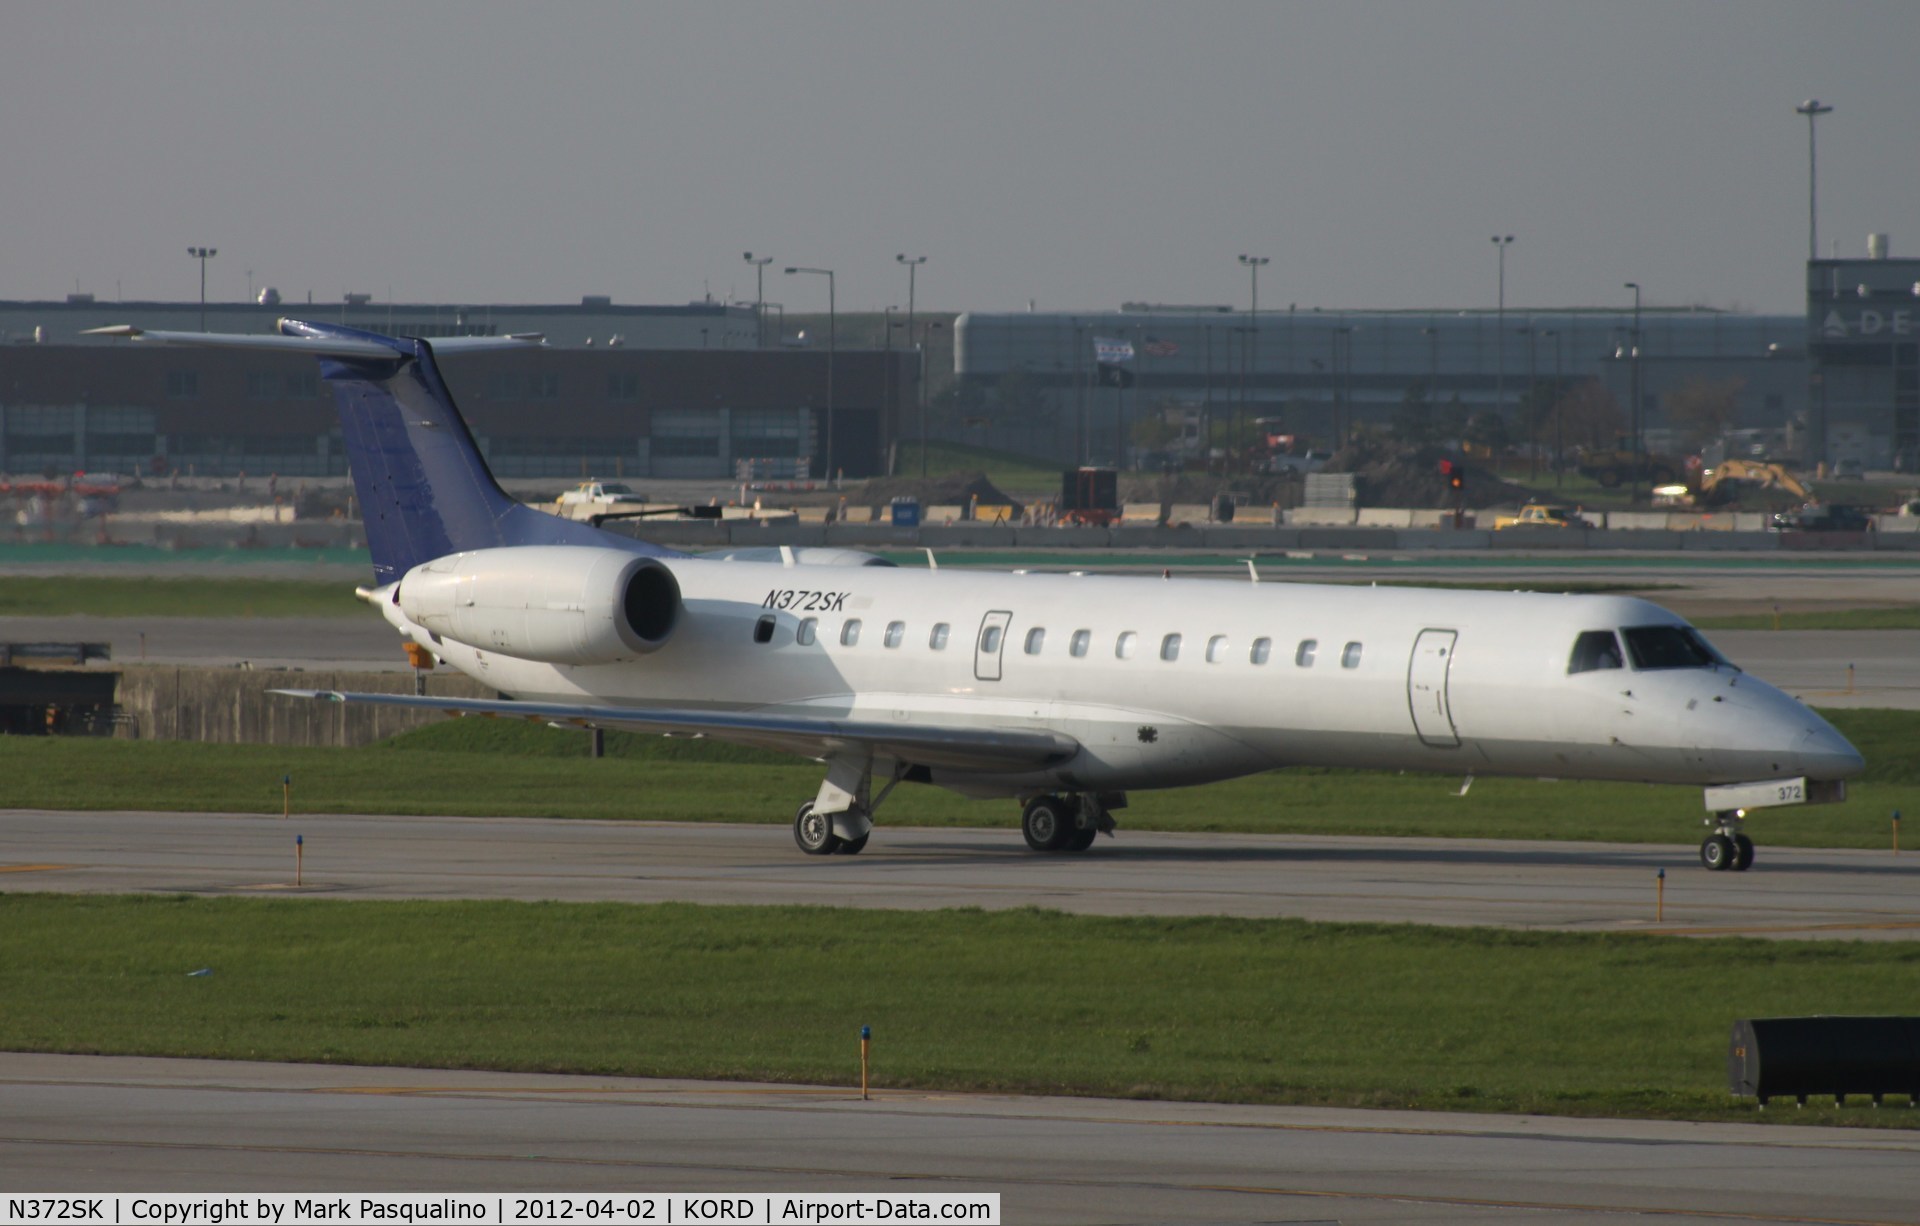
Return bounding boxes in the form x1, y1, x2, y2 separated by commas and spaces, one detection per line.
94, 319, 1863, 869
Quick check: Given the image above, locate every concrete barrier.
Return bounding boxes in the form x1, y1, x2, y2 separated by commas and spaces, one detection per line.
1398, 529, 1492, 550
1681, 531, 1778, 551
1356, 508, 1415, 528
1111, 524, 1207, 548
1287, 508, 1359, 526
1586, 528, 1680, 550
1014, 526, 1111, 548
1603, 511, 1673, 532
1201, 526, 1298, 549
114, 665, 494, 748
1297, 528, 1398, 550
1487, 528, 1592, 550
920, 524, 1019, 547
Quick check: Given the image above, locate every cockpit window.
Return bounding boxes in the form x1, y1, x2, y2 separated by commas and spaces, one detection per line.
1622, 624, 1731, 671
1568, 630, 1624, 674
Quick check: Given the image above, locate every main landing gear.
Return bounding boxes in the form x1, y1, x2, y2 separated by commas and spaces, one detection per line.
1700, 811, 1756, 872
1021, 793, 1119, 854
789, 754, 1124, 857
793, 801, 870, 856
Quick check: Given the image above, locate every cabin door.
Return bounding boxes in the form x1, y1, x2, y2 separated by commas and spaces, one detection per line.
974, 610, 1014, 682
1407, 629, 1460, 747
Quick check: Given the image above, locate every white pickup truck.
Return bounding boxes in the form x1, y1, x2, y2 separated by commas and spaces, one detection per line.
553, 481, 648, 520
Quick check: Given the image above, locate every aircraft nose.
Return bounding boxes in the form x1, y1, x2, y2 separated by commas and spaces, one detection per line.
1797, 721, 1865, 780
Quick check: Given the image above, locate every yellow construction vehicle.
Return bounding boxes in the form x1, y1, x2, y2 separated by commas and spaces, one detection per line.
1695, 459, 1813, 508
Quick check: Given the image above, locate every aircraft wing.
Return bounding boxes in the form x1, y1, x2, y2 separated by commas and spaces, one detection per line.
271, 689, 1079, 773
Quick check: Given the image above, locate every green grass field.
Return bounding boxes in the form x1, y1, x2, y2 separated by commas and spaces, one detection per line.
0, 576, 362, 618
2, 894, 1913, 1124
1, 708, 1911, 849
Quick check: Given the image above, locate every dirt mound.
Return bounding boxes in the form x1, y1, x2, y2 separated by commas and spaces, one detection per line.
847, 472, 1025, 514
1325, 436, 1532, 509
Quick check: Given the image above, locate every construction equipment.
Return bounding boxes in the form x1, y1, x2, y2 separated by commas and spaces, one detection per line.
1695, 459, 1814, 508
1059, 467, 1120, 526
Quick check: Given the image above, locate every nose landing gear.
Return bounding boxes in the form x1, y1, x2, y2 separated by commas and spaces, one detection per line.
1701, 811, 1756, 872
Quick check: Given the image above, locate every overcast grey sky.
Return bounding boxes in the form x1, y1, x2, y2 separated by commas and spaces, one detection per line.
4, 2, 1916, 317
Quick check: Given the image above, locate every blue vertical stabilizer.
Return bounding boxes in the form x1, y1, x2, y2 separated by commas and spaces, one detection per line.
278, 320, 675, 583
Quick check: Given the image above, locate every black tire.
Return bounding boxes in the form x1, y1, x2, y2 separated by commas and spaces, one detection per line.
1733, 833, 1755, 872
1064, 823, 1098, 852
793, 802, 841, 856
1021, 796, 1072, 852
835, 833, 870, 855
1700, 833, 1735, 871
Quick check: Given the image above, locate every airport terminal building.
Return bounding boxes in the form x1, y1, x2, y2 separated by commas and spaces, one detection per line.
954, 306, 1811, 465
954, 240, 1920, 471
0, 299, 912, 480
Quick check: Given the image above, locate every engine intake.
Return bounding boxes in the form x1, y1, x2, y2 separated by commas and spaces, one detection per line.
398, 546, 679, 665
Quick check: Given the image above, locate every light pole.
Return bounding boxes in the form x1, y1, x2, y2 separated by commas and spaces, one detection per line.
1625, 281, 1643, 504
187, 246, 217, 330
1491, 236, 1514, 416
785, 266, 835, 481
897, 254, 927, 476
1420, 325, 1440, 440
1238, 254, 1268, 465
742, 253, 772, 347
1795, 100, 1833, 263
1543, 328, 1563, 485
1518, 325, 1539, 481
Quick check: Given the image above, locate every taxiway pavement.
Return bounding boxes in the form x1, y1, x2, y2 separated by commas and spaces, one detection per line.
6, 1053, 1918, 1223
5, 811, 1917, 939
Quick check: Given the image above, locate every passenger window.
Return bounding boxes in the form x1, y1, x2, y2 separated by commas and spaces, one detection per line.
1295, 639, 1318, 667
1116, 631, 1138, 660
797, 618, 817, 646
841, 619, 862, 647
981, 624, 1002, 653
1160, 633, 1182, 662
1070, 629, 1091, 658
1250, 637, 1271, 665
1342, 642, 1363, 669
1025, 627, 1045, 655
929, 622, 950, 650
884, 621, 904, 649
1206, 635, 1228, 663
1568, 629, 1624, 673
753, 614, 776, 644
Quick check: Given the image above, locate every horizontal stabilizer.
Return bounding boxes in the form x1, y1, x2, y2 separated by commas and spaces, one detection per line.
82, 321, 544, 359
271, 689, 1080, 773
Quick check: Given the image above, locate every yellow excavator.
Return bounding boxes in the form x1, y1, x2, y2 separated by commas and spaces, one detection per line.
1692, 459, 1814, 508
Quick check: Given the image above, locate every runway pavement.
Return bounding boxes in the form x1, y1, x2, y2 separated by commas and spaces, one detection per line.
6, 1053, 1919, 1223
5, 810, 1918, 939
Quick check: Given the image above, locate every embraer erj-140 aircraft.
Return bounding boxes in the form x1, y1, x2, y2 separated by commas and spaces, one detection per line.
94, 319, 1863, 870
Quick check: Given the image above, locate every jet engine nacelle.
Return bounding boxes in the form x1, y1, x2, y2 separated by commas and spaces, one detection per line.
397, 546, 679, 664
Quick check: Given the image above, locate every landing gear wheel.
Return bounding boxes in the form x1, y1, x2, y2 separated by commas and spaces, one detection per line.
1021, 795, 1073, 852
1732, 833, 1755, 872
835, 833, 870, 855
793, 801, 842, 856
1064, 822, 1098, 852
1700, 833, 1735, 872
